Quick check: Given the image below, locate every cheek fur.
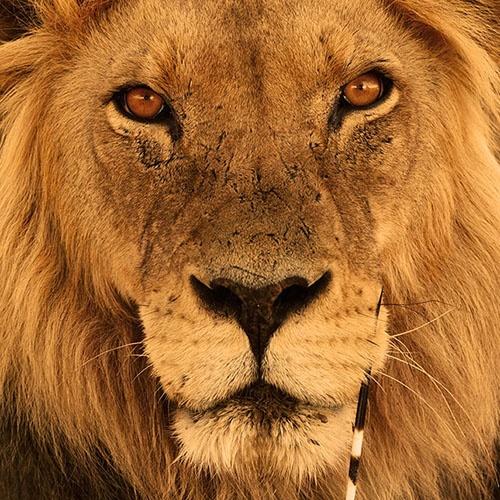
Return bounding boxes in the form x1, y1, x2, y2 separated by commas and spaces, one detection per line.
140, 298, 256, 410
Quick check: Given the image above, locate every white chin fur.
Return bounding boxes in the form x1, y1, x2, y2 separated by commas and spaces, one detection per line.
172, 399, 355, 483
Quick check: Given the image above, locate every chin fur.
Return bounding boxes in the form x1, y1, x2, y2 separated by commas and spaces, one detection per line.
172, 396, 355, 484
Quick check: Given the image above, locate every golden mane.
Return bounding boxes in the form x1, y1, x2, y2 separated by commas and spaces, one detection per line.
0, 1, 498, 498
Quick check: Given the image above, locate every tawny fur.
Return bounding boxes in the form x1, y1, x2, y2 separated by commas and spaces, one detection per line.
0, 1, 498, 499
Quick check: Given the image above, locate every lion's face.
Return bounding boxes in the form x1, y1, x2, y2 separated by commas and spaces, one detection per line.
47, 0, 440, 480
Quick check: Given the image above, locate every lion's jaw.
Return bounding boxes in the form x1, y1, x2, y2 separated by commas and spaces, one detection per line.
172, 389, 355, 481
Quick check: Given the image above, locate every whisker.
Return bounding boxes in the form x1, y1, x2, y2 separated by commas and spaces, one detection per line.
382, 300, 458, 323
388, 336, 419, 359
366, 372, 386, 394
382, 299, 456, 308
376, 371, 457, 434
385, 353, 466, 438
386, 347, 493, 462
356, 311, 390, 324
137, 309, 162, 319
132, 362, 153, 384
390, 308, 455, 338
79, 341, 144, 369
387, 347, 418, 357
157, 387, 170, 407
378, 367, 492, 464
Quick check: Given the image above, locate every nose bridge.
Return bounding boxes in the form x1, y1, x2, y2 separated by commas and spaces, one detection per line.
194, 190, 329, 289
211, 118, 311, 204
199, 120, 304, 216
189, 95, 331, 288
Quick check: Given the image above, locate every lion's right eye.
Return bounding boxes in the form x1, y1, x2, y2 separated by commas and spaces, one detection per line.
116, 86, 168, 121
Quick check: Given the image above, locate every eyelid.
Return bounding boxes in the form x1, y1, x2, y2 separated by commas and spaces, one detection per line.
104, 81, 169, 105
342, 58, 399, 84
341, 66, 393, 86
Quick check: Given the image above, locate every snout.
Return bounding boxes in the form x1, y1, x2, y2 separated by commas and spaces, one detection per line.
190, 271, 332, 363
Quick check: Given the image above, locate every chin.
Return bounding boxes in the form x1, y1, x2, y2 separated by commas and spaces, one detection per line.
171, 382, 355, 482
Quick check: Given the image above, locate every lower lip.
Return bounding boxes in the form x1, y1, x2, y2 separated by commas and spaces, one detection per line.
191, 382, 343, 416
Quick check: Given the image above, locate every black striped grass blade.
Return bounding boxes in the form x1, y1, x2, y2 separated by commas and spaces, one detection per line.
346, 371, 371, 500
345, 289, 383, 500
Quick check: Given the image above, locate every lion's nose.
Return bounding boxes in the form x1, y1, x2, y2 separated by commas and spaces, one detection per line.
190, 272, 331, 363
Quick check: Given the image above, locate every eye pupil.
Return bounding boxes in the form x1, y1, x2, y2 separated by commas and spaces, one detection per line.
342, 72, 385, 108
123, 86, 165, 120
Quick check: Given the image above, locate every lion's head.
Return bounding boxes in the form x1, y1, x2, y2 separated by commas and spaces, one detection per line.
0, 0, 498, 498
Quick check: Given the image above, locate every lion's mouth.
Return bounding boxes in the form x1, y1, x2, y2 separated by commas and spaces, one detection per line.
187, 382, 343, 421
216, 382, 299, 408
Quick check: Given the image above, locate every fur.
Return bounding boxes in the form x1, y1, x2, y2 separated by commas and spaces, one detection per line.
0, 0, 498, 498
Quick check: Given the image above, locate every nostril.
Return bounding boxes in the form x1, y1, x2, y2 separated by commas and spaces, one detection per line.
273, 272, 332, 323
190, 271, 332, 363
190, 276, 243, 319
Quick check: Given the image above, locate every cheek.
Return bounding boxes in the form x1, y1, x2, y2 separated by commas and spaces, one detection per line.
333, 118, 414, 193
81, 127, 203, 293
140, 295, 256, 411
92, 103, 201, 227
325, 116, 417, 251
264, 290, 388, 406
91, 133, 162, 220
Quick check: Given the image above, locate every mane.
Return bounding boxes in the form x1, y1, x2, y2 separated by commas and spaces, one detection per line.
0, 1, 498, 498
365, 1, 500, 497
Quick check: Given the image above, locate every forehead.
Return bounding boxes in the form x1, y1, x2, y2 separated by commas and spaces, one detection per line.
144, 0, 390, 49
103, 0, 401, 87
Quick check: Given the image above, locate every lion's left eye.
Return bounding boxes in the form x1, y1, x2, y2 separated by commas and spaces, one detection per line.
341, 72, 387, 108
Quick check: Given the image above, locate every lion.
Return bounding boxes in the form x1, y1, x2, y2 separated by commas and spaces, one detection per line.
0, 0, 498, 498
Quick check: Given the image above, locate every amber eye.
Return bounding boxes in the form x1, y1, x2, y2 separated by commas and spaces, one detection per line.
121, 86, 166, 120
342, 72, 385, 108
